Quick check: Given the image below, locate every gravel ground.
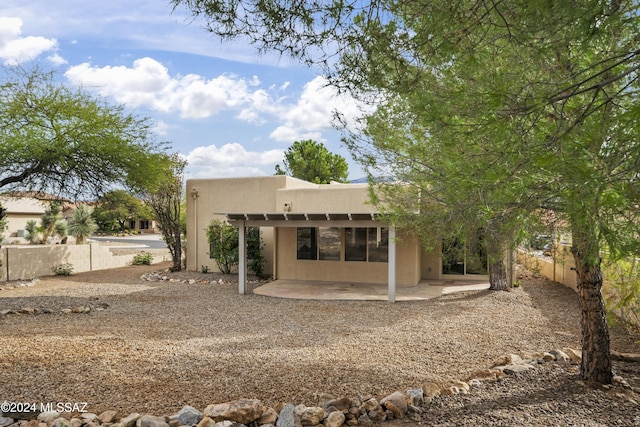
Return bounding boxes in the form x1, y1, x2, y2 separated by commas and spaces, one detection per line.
0, 263, 638, 426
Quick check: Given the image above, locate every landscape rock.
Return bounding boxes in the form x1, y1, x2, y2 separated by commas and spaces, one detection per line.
501, 364, 535, 375
359, 398, 378, 413
550, 349, 570, 362
495, 354, 523, 366
563, 347, 582, 362
98, 411, 118, 424
18, 307, 35, 315
204, 400, 264, 425
275, 404, 301, 427
69, 419, 82, 427
169, 406, 202, 426
323, 398, 350, 412
136, 415, 169, 427
406, 388, 423, 407
323, 411, 344, 427
258, 408, 278, 425
50, 418, 71, 427
0, 418, 14, 427
356, 414, 371, 427
120, 414, 141, 427
294, 405, 324, 426
422, 382, 441, 398
380, 392, 407, 419
195, 417, 216, 427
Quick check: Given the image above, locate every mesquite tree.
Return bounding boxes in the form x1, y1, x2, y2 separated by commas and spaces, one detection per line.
144, 155, 185, 271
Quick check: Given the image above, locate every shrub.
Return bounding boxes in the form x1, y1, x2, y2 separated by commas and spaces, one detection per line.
53, 263, 74, 276
205, 220, 266, 276
132, 252, 154, 265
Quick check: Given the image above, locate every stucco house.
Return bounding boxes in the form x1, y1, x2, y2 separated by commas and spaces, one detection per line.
186, 176, 489, 301
0, 192, 72, 242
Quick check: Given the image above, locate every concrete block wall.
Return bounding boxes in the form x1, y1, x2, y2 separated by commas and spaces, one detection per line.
516, 245, 577, 292
1, 243, 169, 282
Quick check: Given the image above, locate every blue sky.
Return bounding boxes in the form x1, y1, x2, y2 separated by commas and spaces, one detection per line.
0, 0, 366, 181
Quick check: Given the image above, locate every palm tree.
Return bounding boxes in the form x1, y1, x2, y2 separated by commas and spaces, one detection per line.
68, 205, 98, 244
24, 220, 41, 244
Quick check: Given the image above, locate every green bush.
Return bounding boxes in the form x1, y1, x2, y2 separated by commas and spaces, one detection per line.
205, 220, 265, 276
132, 252, 154, 265
53, 263, 74, 276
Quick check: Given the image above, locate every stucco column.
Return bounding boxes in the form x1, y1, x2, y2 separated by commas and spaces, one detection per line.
388, 225, 396, 302
238, 221, 247, 294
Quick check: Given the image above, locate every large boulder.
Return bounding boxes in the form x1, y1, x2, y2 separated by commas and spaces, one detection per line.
294, 405, 324, 426
204, 399, 265, 425
380, 392, 407, 419
169, 406, 202, 426
276, 404, 301, 427
136, 415, 169, 427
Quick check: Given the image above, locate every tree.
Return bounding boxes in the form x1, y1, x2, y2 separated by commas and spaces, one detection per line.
172, 0, 640, 385
41, 202, 63, 243
143, 155, 185, 271
206, 219, 265, 275
93, 190, 152, 233
0, 66, 171, 199
206, 219, 239, 274
68, 205, 98, 244
274, 140, 349, 183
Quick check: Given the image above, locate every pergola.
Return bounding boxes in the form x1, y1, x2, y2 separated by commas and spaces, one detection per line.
223, 212, 399, 302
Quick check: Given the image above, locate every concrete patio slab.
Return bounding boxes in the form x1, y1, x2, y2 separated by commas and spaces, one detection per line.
253, 279, 491, 301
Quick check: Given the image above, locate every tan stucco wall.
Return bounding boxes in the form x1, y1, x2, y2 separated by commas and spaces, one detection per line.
276, 183, 374, 213
186, 176, 301, 273
275, 227, 421, 286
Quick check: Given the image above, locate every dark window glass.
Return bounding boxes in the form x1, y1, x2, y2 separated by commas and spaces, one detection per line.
442, 239, 465, 274
297, 227, 317, 260
368, 227, 388, 262
318, 227, 340, 260
345, 227, 367, 261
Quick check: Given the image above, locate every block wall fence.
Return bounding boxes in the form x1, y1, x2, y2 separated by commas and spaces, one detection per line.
0, 243, 170, 282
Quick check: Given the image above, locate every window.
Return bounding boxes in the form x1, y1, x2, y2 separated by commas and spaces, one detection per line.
139, 220, 149, 230
345, 227, 367, 261
297, 228, 317, 260
442, 238, 487, 275
318, 227, 340, 260
297, 226, 389, 263
129, 220, 136, 229
368, 227, 389, 262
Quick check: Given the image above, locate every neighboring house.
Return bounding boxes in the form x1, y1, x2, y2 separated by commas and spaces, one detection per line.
127, 218, 158, 234
186, 176, 488, 301
0, 192, 71, 241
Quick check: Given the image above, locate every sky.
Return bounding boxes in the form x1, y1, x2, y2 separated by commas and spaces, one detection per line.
0, 0, 367, 181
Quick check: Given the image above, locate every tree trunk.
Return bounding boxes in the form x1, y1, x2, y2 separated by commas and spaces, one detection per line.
486, 233, 509, 290
488, 256, 508, 290
571, 231, 613, 384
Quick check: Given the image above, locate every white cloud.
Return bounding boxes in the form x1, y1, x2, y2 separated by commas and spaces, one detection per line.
0, 16, 58, 65
65, 58, 272, 120
184, 143, 284, 178
47, 53, 67, 65
267, 76, 365, 143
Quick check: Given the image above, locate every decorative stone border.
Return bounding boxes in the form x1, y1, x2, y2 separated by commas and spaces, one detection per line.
1, 349, 636, 427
